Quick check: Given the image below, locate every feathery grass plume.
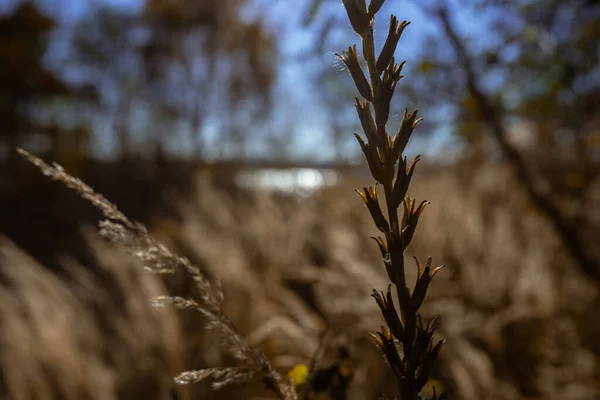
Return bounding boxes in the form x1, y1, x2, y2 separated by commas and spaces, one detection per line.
337, 1, 447, 399
17, 149, 297, 400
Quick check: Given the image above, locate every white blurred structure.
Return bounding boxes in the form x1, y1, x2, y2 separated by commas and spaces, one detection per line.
236, 168, 340, 195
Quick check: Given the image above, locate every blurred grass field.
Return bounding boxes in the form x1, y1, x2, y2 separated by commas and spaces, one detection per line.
1, 157, 598, 399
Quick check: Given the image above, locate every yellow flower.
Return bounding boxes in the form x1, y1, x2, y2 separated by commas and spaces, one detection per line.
288, 364, 310, 386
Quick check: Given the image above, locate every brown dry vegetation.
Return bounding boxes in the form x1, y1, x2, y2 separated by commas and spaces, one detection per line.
1, 0, 598, 398
0, 233, 181, 400
1, 158, 598, 399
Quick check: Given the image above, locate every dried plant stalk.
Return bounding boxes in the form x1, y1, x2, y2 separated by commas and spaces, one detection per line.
337, 1, 447, 399
17, 149, 297, 400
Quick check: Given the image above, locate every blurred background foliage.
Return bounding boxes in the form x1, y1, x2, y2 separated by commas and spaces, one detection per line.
0, 0, 599, 399
1, 0, 598, 164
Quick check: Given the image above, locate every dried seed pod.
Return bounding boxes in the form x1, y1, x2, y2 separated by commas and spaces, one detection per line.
341, 0, 370, 35
368, 0, 385, 17
356, 185, 390, 234
337, 46, 373, 101
377, 17, 410, 72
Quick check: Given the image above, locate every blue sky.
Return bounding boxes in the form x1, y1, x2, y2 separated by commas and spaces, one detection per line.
7, 0, 493, 161
245, 0, 476, 160
264, 0, 437, 160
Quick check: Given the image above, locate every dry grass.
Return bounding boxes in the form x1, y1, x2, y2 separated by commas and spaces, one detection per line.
165, 162, 599, 399
15, 149, 298, 400
0, 232, 181, 400
2, 155, 599, 399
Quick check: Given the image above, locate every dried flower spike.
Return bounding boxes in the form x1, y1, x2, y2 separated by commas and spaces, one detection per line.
339, 0, 447, 399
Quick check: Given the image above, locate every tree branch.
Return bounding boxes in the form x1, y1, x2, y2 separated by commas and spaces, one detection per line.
434, 5, 600, 283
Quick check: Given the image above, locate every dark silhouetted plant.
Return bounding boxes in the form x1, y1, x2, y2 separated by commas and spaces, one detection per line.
336, 1, 447, 399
